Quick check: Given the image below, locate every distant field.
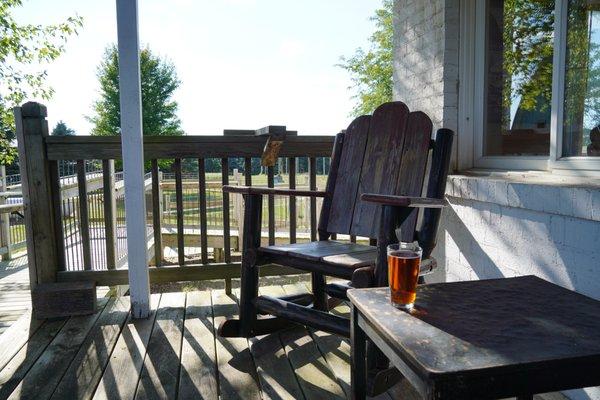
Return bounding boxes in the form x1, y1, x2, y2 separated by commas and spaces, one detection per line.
200, 172, 328, 187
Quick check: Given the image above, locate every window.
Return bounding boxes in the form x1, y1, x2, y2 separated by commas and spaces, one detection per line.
484, 0, 554, 157
466, 0, 600, 172
562, 0, 600, 157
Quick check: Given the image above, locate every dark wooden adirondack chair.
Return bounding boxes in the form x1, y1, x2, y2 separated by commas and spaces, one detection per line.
219, 102, 453, 343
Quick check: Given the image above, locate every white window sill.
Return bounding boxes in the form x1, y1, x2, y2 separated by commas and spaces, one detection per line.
446, 169, 600, 221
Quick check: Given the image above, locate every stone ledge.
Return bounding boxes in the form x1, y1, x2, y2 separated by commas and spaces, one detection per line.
446, 170, 600, 222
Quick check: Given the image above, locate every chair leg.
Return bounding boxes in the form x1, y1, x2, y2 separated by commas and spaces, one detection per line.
218, 252, 260, 338
311, 272, 328, 311
238, 253, 260, 337
218, 193, 262, 338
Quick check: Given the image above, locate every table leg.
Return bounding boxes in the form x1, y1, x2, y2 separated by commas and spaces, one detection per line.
351, 305, 367, 400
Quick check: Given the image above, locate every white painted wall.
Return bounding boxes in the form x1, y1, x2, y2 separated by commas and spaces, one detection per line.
434, 175, 600, 400
392, 0, 459, 135
438, 175, 600, 300
393, 1, 600, 399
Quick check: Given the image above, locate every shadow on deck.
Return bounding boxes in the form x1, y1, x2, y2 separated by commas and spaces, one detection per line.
0, 256, 30, 335
0, 283, 426, 400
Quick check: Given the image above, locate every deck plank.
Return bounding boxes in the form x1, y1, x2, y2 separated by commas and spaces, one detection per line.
0, 312, 44, 372
305, 282, 395, 400
177, 291, 218, 400
212, 290, 262, 400
92, 294, 161, 400
280, 284, 346, 400
135, 292, 186, 400
251, 285, 305, 400
0, 319, 67, 400
7, 298, 110, 400
51, 296, 130, 400
306, 283, 396, 400
0, 256, 32, 336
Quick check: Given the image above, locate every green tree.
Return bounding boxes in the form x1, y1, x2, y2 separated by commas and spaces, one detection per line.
51, 120, 75, 136
501, 0, 555, 119
0, 0, 82, 164
89, 45, 183, 137
338, 0, 393, 116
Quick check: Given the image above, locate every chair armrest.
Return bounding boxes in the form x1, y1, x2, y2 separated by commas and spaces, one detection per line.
223, 185, 328, 197
360, 193, 446, 208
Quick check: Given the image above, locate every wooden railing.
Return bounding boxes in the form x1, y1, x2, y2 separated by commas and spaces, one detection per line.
16, 102, 335, 291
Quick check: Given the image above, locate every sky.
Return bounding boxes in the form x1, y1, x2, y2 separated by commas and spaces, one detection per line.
13, 0, 381, 136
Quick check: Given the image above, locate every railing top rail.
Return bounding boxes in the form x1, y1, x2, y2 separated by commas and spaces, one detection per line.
45, 134, 336, 160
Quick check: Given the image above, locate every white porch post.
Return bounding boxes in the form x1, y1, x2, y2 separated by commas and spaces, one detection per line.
116, 0, 150, 318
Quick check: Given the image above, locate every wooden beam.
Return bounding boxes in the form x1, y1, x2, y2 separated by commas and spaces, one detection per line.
45, 136, 335, 160
56, 263, 303, 286
116, 0, 150, 318
0, 203, 24, 213
14, 103, 60, 288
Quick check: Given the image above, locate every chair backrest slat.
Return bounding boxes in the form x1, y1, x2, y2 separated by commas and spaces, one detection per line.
326, 115, 371, 235
323, 101, 435, 240
349, 102, 411, 237
393, 111, 434, 242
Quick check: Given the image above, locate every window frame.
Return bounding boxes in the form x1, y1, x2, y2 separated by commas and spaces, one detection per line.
461, 0, 600, 173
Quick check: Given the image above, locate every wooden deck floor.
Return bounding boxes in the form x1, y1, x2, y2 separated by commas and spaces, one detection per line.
0, 255, 109, 336
0, 283, 425, 400
0, 256, 31, 335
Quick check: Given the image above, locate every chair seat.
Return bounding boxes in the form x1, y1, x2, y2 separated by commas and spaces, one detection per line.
259, 240, 377, 269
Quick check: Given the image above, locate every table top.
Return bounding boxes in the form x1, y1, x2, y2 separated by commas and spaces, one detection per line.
348, 276, 600, 380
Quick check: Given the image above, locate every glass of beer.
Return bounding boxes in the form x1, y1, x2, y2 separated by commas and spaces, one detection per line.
387, 242, 422, 310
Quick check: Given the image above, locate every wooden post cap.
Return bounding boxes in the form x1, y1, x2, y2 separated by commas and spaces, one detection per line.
19, 102, 48, 118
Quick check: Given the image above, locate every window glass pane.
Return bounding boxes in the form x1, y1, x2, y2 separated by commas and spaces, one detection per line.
484, 0, 554, 156
563, 0, 600, 157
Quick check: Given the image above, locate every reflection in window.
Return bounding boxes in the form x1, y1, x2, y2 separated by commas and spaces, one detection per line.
484, 0, 554, 156
563, 0, 600, 157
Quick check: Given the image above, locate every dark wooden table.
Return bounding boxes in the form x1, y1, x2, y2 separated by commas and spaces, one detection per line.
348, 276, 600, 400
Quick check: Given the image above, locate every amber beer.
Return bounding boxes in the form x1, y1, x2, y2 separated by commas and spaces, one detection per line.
387, 243, 422, 310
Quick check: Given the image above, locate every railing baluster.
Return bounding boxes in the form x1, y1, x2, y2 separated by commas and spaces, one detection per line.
175, 158, 185, 266
222, 158, 231, 263
150, 160, 162, 267
267, 165, 275, 246
77, 160, 92, 270
102, 160, 117, 270
73, 197, 83, 269
98, 193, 106, 268
0, 165, 12, 261
288, 157, 296, 244
92, 193, 99, 268
222, 158, 232, 294
244, 157, 252, 186
49, 161, 66, 271
70, 197, 78, 270
309, 157, 317, 242
63, 200, 70, 270
198, 159, 208, 264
